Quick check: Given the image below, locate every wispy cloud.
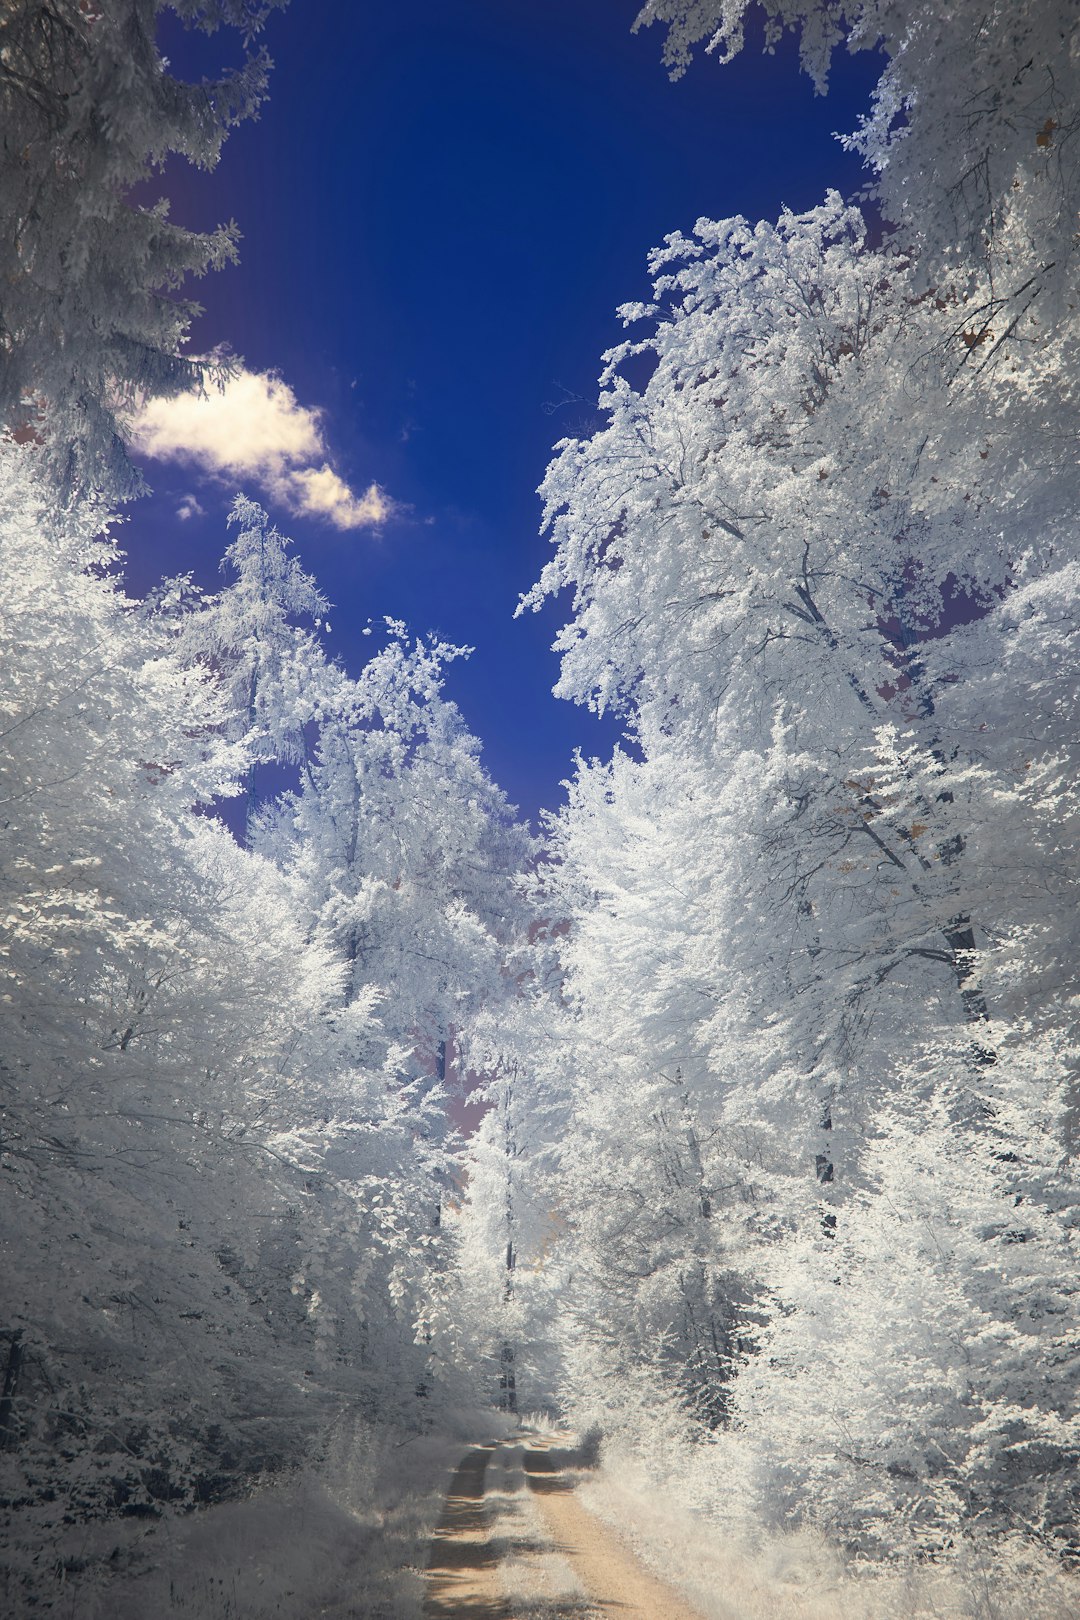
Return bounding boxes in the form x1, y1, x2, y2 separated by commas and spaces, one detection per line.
131, 368, 400, 531
176, 493, 205, 521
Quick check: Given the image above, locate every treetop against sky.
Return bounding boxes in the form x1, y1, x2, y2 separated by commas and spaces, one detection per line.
121, 0, 878, 827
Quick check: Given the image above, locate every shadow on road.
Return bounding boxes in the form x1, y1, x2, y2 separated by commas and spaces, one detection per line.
523, 1444, 589, 1496
423, 1446, 508, 1619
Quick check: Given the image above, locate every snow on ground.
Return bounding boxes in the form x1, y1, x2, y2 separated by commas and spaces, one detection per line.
577, 1448, 1080, 1620
40, 1412, 1077, 1620
27, 1408, 509, 1620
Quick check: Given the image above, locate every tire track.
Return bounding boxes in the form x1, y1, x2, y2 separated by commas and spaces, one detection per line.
425, 1435, 707, 1620
523, 1442, 706, 1620
423, 1444, 509, 1619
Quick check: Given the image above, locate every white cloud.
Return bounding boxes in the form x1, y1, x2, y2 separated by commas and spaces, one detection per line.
277, 465, 397, 531
176, 493, 205, 521
131, 368, 400, 531
133, 369, 321, 476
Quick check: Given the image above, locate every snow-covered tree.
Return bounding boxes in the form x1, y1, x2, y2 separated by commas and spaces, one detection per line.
0, 0, 286, 497
517, 0, 1080, 1565
0, 453, 536, 1605
245, 621, 538, 1406
179, 494, 328, 838
250, 620, 535, 1062
0, 440, 349, 1565
443, 1011, 571, 1419
635, 0, 1080, 291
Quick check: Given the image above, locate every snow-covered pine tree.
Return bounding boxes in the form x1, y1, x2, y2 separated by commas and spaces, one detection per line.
178, 494, 329, 839
0, 0, 286, 498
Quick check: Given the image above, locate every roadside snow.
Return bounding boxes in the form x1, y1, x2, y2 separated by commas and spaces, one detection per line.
33, 1410, 503, 1620
577, 1456, 1080, 1620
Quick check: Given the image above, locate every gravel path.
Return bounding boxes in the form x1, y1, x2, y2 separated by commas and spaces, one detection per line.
423, 1434, 707, 1620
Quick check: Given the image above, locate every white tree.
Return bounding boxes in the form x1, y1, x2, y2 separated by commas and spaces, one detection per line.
247, 624, 538, 1409
179, 494, 328, 838
0, 453, 537, 1606
516, 0, 1080, 1564
444, 1012, 572, 1418
635, 0, 1080, 287
0, 0, 286, 497
0, 440, 352, 1571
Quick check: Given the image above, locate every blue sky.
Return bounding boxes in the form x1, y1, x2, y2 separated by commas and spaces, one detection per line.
128, 0, 880, 827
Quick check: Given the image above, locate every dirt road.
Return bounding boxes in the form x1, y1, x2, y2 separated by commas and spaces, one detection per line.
423, 1434, 706, 1620
422, 1445, 507, 1619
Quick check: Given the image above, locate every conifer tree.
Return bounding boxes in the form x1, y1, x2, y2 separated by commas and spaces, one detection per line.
0, 0, 286, 497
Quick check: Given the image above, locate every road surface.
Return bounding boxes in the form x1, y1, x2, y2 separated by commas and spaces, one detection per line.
423, 1434, 707, 1620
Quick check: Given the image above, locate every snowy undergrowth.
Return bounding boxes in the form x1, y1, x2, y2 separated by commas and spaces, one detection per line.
19, 1410, 499, 1620
578, 1442, 1080, 1620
